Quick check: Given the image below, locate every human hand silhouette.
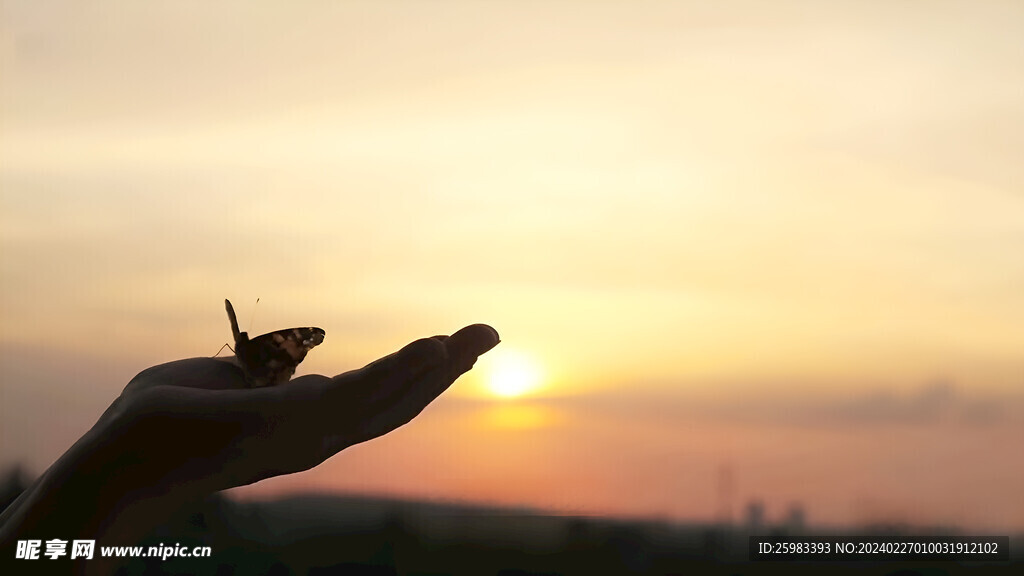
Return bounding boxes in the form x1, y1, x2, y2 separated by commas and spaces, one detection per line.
0, 324, 499, 561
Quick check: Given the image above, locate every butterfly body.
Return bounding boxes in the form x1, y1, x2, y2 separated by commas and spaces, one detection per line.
225, 299, 325, 387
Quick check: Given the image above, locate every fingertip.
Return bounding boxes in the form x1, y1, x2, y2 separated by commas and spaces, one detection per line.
452, 324, 500, 352
480, 324, 501, 346
446, 324, 500, 373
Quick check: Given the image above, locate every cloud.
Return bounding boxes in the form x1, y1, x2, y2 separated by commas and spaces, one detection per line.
817, 379, 1007, 426
543, 379, 1021, 429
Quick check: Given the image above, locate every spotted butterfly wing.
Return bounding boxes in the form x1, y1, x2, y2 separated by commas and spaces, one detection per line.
225, 299, 325, 387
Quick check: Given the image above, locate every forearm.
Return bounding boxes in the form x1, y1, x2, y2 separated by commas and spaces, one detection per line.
0, 403, 188, 551
1, 428, 117, 546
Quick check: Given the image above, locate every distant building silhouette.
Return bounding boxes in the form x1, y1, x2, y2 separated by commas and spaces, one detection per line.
0, 465, 29, 513
745, 499, 765, 533
716, 463, 734, 525
784, 502, 806, 532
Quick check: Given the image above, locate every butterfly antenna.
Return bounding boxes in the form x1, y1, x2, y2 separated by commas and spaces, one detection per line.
248, 297, 260, 333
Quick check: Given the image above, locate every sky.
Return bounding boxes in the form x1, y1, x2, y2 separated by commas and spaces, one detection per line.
1, 1, 1023, 530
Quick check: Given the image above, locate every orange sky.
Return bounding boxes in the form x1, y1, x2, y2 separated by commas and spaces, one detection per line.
2, 1, 1023, 530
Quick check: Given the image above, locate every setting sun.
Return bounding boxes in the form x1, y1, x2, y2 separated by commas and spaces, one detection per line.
483, 348, 543, 398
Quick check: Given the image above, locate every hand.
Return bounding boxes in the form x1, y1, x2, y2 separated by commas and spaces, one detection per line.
0, 324, 499, 557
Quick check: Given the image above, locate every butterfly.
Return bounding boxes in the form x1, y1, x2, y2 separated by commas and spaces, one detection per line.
224, 299, 325, 387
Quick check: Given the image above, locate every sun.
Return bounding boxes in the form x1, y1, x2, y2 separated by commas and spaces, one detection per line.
483, 348, 543, 399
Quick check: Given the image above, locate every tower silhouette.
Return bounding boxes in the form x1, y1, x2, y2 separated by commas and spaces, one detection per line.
716, 463, 734, 525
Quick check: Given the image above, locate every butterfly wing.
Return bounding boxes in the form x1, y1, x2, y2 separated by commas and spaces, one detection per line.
225, 299, 243, 348
235, 327, 326, 387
